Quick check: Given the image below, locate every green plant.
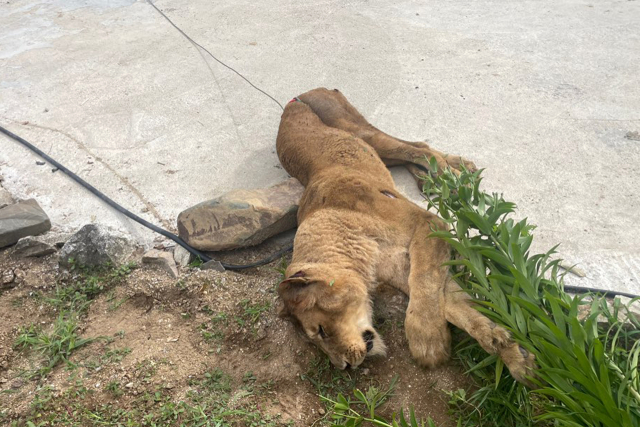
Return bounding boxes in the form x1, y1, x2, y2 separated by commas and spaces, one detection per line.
275, 256, 289, 279
420, 161, 640, 427
14, 313, 100, 378
105, 381, 122, 397
322, 377, 438, 427
237, 299, 271, 326
302, 357, 359, 405
46, 262, 135, 313
189, 256, 205, 268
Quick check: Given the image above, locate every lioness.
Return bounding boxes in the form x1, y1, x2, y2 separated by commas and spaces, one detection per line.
276, 88, 535, 383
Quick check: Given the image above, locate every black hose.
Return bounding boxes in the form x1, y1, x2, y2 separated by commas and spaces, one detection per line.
563, 285, 639, 300
0, 124, 292, 270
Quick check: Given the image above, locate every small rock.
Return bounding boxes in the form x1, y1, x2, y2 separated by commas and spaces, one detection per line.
173, 245, 193, 267
0, 199, 51, 248
200, 260, 225, 272
254, 327, 267, 341
142, 249, 179, 278
177, 178, 303, 251
125, 382, 133, 388
166, 337, 179, 342
13, 236, 56, 257
362, 368, 370, 376
318, 408, 326, 415
1, 270, 15, 285
10, 379, 24, 389
13, 269, 25, 283
625, 131, 640, 141
36, 161, 45, 166
59, 224, 137, 268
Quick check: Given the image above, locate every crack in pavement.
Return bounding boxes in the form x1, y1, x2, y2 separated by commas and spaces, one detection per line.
2, 118, 173, 230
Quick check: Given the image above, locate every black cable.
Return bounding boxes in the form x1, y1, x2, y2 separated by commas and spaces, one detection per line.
563, 285, 639, 300
0, 125, 292, 270
145, 0, 284, 111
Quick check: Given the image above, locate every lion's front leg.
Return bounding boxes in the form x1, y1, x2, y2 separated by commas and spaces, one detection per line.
404, 229, 452, 368
444, 280, 536, 385
405, 296, 451, 368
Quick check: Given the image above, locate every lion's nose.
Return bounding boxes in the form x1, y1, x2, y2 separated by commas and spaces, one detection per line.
363, 330, 374, 353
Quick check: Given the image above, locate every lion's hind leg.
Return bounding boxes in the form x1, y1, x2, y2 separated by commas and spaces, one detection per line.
297, 88, 476, 177
443, 280, 536, 385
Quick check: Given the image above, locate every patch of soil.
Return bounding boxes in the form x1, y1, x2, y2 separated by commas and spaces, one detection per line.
0, 249, 472, 426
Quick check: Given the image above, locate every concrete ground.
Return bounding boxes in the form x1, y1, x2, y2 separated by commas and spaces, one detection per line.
1, 0, 638, 294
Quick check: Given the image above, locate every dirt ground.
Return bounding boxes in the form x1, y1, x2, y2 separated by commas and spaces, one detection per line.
0, 246, 472, 426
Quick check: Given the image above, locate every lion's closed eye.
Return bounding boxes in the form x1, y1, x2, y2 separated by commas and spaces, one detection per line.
318, 325, 327, 339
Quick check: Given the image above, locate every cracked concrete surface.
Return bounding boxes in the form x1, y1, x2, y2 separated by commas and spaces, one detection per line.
1, 0, 639, 294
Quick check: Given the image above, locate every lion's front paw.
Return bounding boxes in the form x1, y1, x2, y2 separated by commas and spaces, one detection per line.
500, 343, 537, 386
405, 312, 451, 368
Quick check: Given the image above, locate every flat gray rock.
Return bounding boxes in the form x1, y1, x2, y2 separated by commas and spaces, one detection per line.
59, 224, 137, 268
0, 199, 51, 248
142, 249, 179, 278
12, 236, 56, 257
177, 178, 303, 251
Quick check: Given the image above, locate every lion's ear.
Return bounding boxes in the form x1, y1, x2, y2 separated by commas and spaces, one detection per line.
278, 273, 318, 311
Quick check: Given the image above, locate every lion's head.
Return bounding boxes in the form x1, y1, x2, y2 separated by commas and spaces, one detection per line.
278, 264, 386, 369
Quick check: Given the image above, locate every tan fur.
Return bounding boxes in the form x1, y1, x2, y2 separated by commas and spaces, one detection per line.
276, 88, 535, 383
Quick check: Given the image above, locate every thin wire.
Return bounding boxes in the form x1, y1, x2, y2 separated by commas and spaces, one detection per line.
145, 0, 284, 111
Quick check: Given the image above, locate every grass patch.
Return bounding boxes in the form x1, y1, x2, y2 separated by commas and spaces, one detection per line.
420, 161, 640, 427
12, 262, 135, 379
237, 299, 271, 327
14, 368, 290, 427
302, 356, 359, 407
14, 313, 99, 378
45, 261, 135, 313
321, 376, 440, 427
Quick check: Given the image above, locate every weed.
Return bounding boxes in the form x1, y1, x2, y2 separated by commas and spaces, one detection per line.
46, 262, 135, 313
17, 367, 288, 426
212, 312, 229, 324
302, 356, 359, 408
14, 313, 100, 378
105, 381, 122, 397
199, 315, 226, 343
275, 256, 289, 279
322, 377, 438, 427
243, 371, 257, 384
237, 299, 271, 327
189, 256, 205, 268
